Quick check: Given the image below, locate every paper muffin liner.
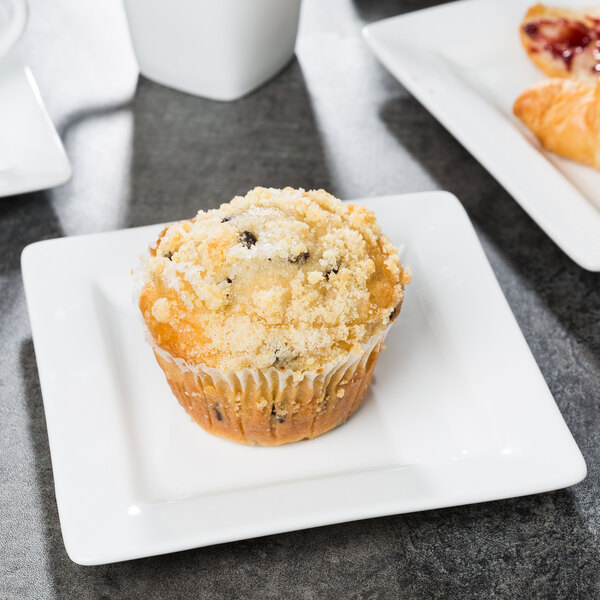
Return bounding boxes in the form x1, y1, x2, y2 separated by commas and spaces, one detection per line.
134, 249, 392, 445
148, 327, 389, 446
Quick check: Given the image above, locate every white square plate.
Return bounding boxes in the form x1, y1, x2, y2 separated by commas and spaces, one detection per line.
363, 0, 600, 271
21, 192, 586, 566
0, 50, 71, 197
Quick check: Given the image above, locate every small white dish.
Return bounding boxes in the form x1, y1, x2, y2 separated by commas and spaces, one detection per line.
0, 50, 71, 197
363, 0, 600, 271
21, 192, 586, 566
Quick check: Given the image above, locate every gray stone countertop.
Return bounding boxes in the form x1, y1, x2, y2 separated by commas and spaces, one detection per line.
1, 0, 599, 598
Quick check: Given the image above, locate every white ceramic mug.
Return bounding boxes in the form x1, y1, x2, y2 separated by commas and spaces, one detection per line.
0, 0, 27, 59
122, 0, 302, 101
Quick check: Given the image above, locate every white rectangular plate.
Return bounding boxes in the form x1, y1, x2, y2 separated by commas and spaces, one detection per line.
0, 50, 71, 197
21, 192, 586, 566
363, 0, 600, 271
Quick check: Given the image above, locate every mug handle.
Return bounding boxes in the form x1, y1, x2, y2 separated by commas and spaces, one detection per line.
0, 0, 27, 59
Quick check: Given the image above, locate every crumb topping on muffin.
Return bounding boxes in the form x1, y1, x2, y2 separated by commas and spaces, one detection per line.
139, 187, 410, 372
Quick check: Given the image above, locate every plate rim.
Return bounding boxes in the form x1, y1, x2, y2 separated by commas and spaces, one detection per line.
362, 0, 600, 271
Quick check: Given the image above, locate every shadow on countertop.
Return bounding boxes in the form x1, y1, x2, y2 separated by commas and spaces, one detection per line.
125, 58, 333, 226
352, 0, 443, 22
0, 190, 65, 276
18, 332, 600, 599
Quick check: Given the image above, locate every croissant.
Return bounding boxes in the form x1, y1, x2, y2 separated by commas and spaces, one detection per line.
513, 78, 600, 169
520, 3, 600, 81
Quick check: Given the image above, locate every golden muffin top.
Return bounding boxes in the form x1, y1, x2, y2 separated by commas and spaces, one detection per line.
138, 187, 409, 372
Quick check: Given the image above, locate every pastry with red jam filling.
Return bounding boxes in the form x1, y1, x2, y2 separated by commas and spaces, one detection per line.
521, 3, 600, 80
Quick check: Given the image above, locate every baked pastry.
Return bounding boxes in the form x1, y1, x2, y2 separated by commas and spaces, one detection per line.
136, 187, 410, 446
513, 78, 600, 169
520, 4, 600, 80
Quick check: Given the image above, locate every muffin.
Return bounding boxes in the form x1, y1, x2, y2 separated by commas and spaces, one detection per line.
136, 187, 410, 446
